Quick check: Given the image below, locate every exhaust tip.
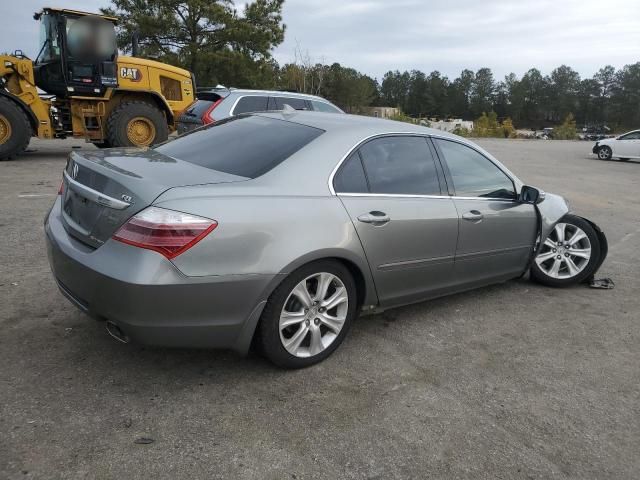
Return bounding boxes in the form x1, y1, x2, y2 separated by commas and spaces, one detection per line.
106, 321, 130, 344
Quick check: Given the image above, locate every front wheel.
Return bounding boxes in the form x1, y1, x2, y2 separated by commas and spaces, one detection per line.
531, 214, 601, 287
106, 101, 169, 148
597, 146, 612, 160
257, 260, 358, 368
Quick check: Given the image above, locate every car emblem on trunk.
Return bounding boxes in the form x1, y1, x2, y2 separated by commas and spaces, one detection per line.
72, 163, 79, 179
121, 194, 132, 202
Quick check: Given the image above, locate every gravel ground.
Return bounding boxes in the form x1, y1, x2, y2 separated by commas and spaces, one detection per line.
1, 138, 638, 479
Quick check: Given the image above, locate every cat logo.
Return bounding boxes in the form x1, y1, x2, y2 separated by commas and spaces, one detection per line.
120, 67, 143, 82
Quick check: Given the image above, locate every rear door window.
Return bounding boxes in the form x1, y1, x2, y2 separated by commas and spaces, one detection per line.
155, 116, 324, 179
233, 96, 269, 115
272, 97, 308, 110
357, 136, 441, 195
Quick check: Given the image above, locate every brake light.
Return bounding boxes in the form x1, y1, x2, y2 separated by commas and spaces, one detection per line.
58, 180, 64, 195
202, 98, 223, 125
112, 207, 217, 259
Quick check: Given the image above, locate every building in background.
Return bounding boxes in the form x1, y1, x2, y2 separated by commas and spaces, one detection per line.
359, 106, 400, 119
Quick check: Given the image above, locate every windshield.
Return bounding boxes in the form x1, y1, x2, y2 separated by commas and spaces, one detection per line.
36, 14, 60, 63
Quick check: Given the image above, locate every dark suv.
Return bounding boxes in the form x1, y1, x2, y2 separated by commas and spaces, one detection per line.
177, 88, 343, 134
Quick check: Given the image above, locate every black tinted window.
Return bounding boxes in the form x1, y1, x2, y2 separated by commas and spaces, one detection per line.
311, 100, 341, 113
156, 116, 324, 179
273, 97, 308, 110
436, 139, 515, 199
233, 96, 269, 115
334, 153, 368, 193
357, 136, 440, 195
185, 99, 217, 118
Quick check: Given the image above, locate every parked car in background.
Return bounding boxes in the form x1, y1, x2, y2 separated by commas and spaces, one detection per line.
593, 129, 640, 160
582, 125, 610, 141
177, 88, 343, 134
45, 112, 608, 368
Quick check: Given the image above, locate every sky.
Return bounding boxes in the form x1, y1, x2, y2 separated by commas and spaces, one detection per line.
5, 0, 640, 81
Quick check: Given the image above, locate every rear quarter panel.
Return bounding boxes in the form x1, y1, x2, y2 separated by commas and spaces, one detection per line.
155, 194, 379, 306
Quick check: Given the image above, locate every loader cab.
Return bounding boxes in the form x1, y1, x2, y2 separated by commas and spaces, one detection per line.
33, 8, 119, 98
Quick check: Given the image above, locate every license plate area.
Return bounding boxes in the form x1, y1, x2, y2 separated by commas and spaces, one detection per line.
63, 188, 105, 234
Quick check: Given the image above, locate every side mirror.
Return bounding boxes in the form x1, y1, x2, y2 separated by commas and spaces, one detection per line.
520, 185, 545, 204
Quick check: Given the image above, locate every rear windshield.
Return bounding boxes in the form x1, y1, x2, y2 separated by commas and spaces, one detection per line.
155, 115, 324, 178
184, 99, 217, 118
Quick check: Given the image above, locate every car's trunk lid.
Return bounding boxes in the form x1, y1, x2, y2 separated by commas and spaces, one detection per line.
60, 148, 246, 248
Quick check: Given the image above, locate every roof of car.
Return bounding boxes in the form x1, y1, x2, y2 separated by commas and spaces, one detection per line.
255, 110, 456, 138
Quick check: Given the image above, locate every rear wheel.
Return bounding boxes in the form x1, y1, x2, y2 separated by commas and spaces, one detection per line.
597, 146, 612, 160
0, 97, 32, 161
531, 214, 601, 287
106, 101, 168, 148
258, 260, 358, 368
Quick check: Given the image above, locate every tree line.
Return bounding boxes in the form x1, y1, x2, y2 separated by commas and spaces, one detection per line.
104, 0, 640, 130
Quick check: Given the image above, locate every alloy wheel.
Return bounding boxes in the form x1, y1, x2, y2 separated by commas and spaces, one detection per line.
279, 272, 349, 358
598, 147, 611, 160
535, 223, 592, 279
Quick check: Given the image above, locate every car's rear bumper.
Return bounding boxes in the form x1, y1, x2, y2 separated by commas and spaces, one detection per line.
44, 197, 277, 354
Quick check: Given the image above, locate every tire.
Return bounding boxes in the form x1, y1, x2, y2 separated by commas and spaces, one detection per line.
597, 146, 612, 160
0, 97, 32, 161
106, 101, 168, 148
257, 260, 358, 368
531, 214, 601, 288
94, 141, 111, 149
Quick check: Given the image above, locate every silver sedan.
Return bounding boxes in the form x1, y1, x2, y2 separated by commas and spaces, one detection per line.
45, 112, 608, 368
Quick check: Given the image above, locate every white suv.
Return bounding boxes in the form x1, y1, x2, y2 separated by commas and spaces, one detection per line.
593, 130, 640, 161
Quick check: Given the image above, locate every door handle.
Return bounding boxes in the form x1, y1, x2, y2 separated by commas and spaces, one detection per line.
462, 210, 483, 222
358, 211, 390, 225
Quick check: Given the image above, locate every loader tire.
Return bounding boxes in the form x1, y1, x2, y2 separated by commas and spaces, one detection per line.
106, 101, 168, 148
0, 97, 32, 161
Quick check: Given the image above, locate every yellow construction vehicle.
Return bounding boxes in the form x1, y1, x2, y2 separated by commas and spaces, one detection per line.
0, 7, 195, 160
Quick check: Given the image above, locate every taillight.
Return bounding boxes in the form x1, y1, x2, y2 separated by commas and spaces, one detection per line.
202, 98, 223, 125
58, 180, 64, 195
112, 207, 217, 259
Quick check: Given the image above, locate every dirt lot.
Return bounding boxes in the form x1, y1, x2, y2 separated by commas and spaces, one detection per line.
1, 138, 639, 479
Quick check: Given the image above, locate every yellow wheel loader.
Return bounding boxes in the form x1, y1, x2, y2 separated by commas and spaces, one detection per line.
0, 8, 196, 160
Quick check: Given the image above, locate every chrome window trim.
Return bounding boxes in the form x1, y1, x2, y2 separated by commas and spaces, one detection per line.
63, 170, 131, 210
336, 192, 517, 202
230, 94, 341, 116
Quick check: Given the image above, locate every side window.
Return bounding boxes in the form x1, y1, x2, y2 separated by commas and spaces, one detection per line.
233, 96, 269, 115
620, 132, 640, 140
333, 153, 369, 193
357, 136, 441, 195
273, 97, 308, 110
311, 100, 341, 113
435, 139, 516, 199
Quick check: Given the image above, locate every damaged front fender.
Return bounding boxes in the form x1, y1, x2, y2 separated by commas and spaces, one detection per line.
532, 192, 609, 280
536, 192, 571, 246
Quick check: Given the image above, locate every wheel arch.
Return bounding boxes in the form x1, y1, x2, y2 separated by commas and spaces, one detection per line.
0, 90, 38, 133
232, 250, 379, 356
